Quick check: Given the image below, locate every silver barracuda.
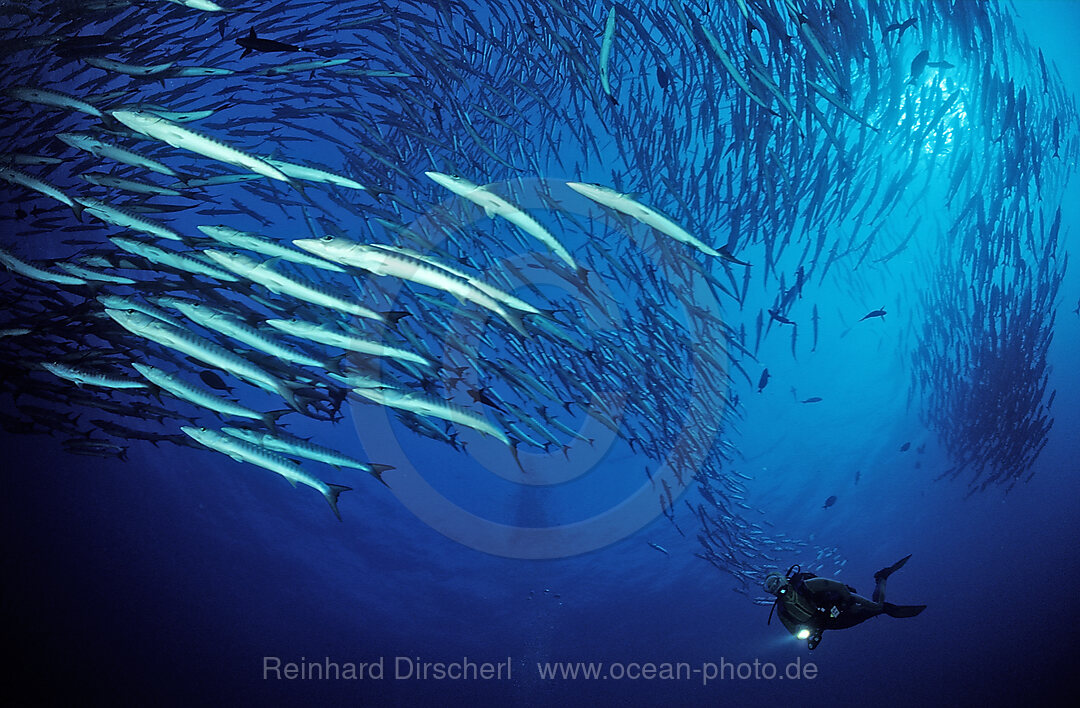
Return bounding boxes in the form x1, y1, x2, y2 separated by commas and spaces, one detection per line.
202, 249, 384, 321
265, 317, 430, 367
196, 225, 346, 272
110, 110, 292, 182
351, 385, 510, 445
221, 426, 393, 483
42, 362, 147, 389
105, 309, 300, 409
57, 132, 180, 177
291, 236, 525, 332
181, 426, 351, 521
109, 236, 239, 281
566, 181, 723, 257
425, 171, 577, 270
162, 298, 327, 368
77, 196, 185, 241
132, 363, 283, 426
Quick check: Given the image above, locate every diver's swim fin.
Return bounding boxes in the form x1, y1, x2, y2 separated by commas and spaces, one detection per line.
874, 553, 913, 582
883, 602, 926, 618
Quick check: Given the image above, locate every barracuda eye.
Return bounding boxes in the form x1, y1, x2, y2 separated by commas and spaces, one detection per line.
321, 235, 333, 242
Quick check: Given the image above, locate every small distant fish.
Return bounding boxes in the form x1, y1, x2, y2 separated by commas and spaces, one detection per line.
907, 49, 930, 84
199, 370, 233, 393
859, 307, 887, 321
899, 441, 911, 452
648, 542, 669, 555
598, 7, 618, 105
757, 368, 769, 393
823, 495, 837, 509
236, 28, 305, 58
467, 388, 506, 412
883, 16, 918, 43
768, 307, 795, 325
801, 397, 822, 403
854, 470, 861, 485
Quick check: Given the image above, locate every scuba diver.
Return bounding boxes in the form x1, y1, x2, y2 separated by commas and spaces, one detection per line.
763, 554, 926, 650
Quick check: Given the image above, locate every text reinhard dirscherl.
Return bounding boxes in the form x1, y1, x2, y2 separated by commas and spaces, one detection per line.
263, 656, 512, 681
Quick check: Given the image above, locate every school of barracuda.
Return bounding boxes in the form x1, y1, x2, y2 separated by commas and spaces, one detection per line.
0, 0, 1074, 591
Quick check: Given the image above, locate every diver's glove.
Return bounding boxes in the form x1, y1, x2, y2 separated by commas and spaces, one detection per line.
807, 631, 823, 650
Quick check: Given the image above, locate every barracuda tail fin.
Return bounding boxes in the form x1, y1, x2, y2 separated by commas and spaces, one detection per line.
277, 382, 305, 413
325, 483, 351, 521
261, 408, 293, 429
499, 308, 527, 336
368, 464, 394, 487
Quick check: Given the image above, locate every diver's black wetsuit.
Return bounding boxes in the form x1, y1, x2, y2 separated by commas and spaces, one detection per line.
774, 555, 925, 648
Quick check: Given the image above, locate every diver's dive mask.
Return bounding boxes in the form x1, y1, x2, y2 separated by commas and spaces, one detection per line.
764, 571, 788, 596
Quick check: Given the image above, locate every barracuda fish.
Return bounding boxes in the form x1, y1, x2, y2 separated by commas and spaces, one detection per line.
0, 163, 82, 217
261, 157, 366, 190
77, 196, 185, 241
5, 86, 102, 117
110, 110, 292, 183
109, 236, 239, 281
164, 0, 228, 13
0, 246, 87, 286
291, 236, 525, 333
806, 80, 879, 132
566, 182, 723, 257
97, 295, 187, 329
166, 66, 235, 77
161, 298, 327, 367
57, 133, 180, 177
55, 262, 137, 285
105, 309, 300, 409
146, 108, 220, 122
258, 58, 353, 76
265, 317, 431, 367
202, 249, 384, 321
352, 385, 510, 445
0, 153, 62, 166
84, 57, 175, 76
196, 225, 345, 272
221, 426, 393, 483
132, 363, 284, 426
182, 174, 262, 188
42, 362, 147, 389
424, 172, 578, 270
696, 23, 777, 116
181, 426, 351, 521
327, 371, 386, 389
80, 173, 183, 197
369, 244, 541, 314
599, 7, 618, 104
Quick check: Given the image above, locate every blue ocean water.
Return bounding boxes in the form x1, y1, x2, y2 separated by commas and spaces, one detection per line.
2, 1, 1078, 706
